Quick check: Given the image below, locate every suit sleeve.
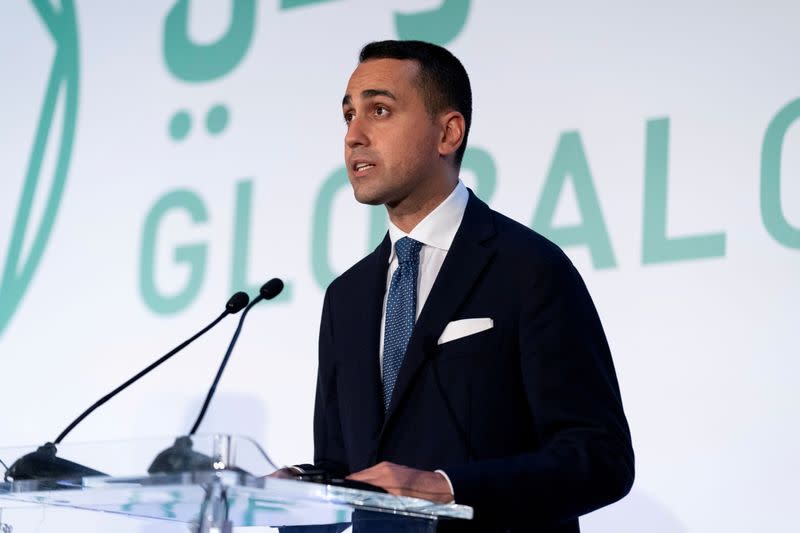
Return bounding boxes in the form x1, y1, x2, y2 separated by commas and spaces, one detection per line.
312, 286, 350, 478
444, 254, 634, 525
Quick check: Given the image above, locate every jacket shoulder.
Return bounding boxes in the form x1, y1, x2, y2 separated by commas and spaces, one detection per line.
325, 237, 387, 295
489, 208, 572, 270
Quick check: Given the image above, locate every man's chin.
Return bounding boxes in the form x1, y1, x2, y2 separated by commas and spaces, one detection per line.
352, 189, 386, 206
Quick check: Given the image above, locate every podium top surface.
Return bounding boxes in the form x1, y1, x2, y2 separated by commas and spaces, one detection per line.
0, 434, 473, 527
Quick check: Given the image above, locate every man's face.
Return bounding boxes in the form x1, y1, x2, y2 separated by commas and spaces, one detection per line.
342, 58, 442, 208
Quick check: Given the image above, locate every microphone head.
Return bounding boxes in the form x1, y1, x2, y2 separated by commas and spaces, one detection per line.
226, 291, 250, 314
259, 278, 284, 300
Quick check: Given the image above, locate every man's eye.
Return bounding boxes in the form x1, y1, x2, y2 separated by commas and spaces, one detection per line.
374, 105, 389, 117
343, 111, 354, 124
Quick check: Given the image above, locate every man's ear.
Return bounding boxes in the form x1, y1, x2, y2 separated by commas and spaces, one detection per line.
438, 111, 465, 158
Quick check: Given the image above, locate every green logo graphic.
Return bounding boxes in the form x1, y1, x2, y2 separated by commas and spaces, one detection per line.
163, 0, 256, 82
0, 0, 80, 337
163, 0, 257, 141
761, 98, 800, 249
395, 0, 471, 46
277, 0, 472, 46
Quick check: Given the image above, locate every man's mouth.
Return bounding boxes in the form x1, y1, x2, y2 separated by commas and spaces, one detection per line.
353, 162, 376, 175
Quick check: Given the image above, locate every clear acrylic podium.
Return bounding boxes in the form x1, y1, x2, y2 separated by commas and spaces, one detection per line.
0, 435, 472, 532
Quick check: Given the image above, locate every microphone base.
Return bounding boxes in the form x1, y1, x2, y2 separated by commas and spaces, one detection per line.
148, 436, 247, 475
5, 442, 106, 482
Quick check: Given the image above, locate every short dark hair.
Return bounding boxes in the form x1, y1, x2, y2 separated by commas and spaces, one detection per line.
359, 40, 472, 166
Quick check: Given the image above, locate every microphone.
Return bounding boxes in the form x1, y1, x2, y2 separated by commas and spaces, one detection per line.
148, 279, 284, 475
4, 292, 250, 482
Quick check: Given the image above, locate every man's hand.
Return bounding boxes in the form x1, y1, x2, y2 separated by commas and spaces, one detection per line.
347, 461, 454, 503
266, 467, 299, 479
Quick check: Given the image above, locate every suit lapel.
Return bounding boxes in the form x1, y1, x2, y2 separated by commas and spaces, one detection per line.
381, 192, 497, 429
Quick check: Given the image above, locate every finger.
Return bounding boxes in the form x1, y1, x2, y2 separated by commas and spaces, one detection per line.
266, 467, 297, 479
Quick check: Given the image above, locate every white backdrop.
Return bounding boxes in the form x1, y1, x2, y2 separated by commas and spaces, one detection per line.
1, 1, 799, 531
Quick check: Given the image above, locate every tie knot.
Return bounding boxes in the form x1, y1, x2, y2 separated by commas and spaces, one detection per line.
394, 237, 423, 264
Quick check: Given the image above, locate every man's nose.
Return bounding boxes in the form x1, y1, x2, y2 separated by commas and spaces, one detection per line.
345, 117, 369, 149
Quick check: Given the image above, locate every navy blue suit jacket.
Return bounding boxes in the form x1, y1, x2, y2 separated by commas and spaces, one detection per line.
313, 191, 634, 532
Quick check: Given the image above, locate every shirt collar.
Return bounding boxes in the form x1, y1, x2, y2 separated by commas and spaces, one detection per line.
387, 180, 469, 263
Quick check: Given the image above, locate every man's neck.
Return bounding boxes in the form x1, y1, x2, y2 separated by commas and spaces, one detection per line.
387, 176, 458, 234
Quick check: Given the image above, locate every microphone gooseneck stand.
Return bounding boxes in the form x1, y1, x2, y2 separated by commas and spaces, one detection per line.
148, 279, 284, 475
4, 292, 251, 482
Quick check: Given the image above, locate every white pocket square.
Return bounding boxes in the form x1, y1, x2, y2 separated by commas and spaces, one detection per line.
437, 318, 494, 345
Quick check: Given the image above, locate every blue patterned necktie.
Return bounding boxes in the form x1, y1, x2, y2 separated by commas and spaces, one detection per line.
382, 237, 423, 411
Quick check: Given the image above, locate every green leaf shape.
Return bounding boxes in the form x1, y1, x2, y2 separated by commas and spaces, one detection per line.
0, 0, 80, 337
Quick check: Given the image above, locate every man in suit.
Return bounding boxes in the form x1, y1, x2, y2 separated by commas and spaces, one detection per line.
303, 40, 634, 532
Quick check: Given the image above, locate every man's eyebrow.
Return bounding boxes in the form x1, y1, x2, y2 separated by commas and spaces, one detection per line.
362, 89, 396, 100
342, 89, 397, 107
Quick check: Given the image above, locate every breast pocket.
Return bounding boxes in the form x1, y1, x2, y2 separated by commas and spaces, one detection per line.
434, 319, 498, 360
